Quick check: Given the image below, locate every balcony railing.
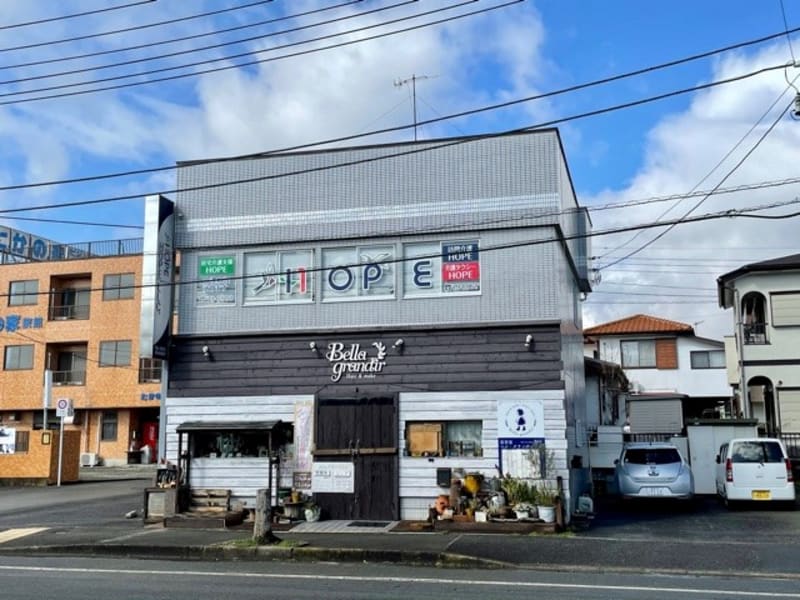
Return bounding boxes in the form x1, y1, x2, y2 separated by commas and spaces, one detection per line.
48, 304, 90, 320
52, 370, 86, 385
743, 322, 768, 345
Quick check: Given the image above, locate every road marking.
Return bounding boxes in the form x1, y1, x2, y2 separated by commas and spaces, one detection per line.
1, 565, 798, 598
0, 528, 48, 544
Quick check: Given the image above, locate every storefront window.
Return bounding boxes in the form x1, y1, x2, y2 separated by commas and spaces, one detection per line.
191, 426, 292, 458
405, 420, 482, 457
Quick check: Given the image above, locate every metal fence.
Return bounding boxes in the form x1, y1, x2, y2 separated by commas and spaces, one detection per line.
1, 238, 143, 264
779, 433, 800, 459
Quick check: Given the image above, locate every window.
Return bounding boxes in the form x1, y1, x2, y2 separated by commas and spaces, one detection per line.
690, 350, 725, 369
771, 291, 800, 327
138, 357, 162, 383
49, 287, 91, 320
621, 340, 656, 368
99, 340, 132, 367
406, 420, 482, 457
730, 441, 785, 463
623, 447, 681, 465
103, 273, 135, 300
4, 344, 34, 370
101, 411, 117, 441
9, 280, 38, 306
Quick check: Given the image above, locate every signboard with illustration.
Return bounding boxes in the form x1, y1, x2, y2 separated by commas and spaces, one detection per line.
244, 250, 313, 304
497, 398, 545, 477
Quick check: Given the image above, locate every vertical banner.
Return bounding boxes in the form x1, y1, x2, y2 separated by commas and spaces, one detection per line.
140, 194, 175, 359
293, 398, 314, 490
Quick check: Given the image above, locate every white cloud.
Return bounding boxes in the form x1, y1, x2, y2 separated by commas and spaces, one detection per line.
583, 44, 800, 340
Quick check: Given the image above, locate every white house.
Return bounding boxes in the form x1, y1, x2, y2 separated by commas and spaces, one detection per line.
584, 314, 731, 422
717, 253, 800, 440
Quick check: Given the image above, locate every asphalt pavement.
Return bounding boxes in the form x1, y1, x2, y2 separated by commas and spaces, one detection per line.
0, 466, 798, 579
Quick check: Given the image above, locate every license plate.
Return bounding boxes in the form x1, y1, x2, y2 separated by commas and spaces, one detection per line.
751, 490, 771, 500
641, 487, 668, 497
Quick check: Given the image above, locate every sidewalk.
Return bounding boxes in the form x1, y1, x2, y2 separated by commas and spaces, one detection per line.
1, 468, 796, 579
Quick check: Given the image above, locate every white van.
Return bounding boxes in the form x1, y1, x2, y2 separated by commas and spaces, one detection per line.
715, 438, 796, 508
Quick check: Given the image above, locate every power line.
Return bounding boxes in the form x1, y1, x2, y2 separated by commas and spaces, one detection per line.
2, 1, 360, 71
0, 63, 789, 215
597, 98, 794, 271
0, 0, 412, 86
3, 196, 797, 299
0, 0, 154, 31
779, 0, 797, 64
598, 77, 796, 260
0, 0, 502, 102
0, 0, 275, 53
0, 25, 794, 191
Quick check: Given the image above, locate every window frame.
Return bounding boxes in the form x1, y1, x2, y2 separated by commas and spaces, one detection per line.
620, 339, 657, 369
405, 419, 483, 458
3, 344, 34, 370
99, 340, 132, 367
102, 273, 135, 301
8, 279, 39, 306
138, 357, 162, 383
101, 410, 118, 442
690, 350, 726, 369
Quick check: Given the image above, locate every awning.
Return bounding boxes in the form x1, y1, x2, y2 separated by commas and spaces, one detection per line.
176, 420, 281, 433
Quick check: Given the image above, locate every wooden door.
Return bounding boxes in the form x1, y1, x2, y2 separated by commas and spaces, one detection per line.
314, 397, 398, 521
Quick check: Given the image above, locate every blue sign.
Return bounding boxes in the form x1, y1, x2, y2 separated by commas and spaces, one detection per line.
0, 315, 43, 333
140, 392, 162, 401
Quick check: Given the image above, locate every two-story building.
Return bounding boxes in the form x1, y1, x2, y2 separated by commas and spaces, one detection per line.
0, 228, 163, 468
160, 130, 592, 521
718, 253, 800, 443
584, 314, 731, 426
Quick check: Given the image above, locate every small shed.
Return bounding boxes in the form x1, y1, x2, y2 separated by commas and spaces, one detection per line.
175, 420, 287, 510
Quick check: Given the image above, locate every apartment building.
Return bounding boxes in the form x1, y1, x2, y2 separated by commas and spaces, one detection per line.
0, 232, 162, 466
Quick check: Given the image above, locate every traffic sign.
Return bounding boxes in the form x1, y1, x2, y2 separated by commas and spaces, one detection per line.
56, 398, 73, 418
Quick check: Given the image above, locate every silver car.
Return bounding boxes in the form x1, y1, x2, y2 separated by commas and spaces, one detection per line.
615, 442, 695, 500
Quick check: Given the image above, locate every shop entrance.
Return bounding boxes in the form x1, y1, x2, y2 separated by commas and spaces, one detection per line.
313, 396, 398, 521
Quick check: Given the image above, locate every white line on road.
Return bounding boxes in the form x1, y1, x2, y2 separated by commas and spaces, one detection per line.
0, 528, 48, 544
0, 564, 797, 598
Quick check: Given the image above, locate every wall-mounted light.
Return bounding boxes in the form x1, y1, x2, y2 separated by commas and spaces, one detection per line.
202, 345, 213, 361
309, 341, 319, 355
393, 338, 404, 353
524, 334, 534, 350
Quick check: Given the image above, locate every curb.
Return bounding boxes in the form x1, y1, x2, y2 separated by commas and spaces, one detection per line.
0, 543, 509, 569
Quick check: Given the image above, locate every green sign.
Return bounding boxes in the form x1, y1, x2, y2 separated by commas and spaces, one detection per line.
199, 256, 235, 276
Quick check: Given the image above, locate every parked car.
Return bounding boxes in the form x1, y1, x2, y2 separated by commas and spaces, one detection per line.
715, 438, 796, 508
614, 442, 694, 500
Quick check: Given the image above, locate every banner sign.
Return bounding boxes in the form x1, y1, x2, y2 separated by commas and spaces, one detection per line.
140, 195, 175, 359
311, 461, 354, 493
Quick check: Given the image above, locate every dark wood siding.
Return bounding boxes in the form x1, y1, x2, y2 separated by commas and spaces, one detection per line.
167, 324, 564, 397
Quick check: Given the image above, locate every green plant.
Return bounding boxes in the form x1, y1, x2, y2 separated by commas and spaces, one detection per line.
500, 477, 540, 506
535, 480, 559, 507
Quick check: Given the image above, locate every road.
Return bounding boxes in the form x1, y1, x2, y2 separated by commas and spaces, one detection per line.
2, 555, 799, 600
0, 479, 146, 528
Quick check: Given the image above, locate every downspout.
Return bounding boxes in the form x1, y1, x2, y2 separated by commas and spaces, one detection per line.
733, 286, 749, 419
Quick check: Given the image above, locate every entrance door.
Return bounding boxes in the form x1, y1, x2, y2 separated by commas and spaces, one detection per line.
314, 397, 398, 521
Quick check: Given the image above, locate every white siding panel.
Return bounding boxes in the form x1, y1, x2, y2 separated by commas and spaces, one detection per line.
778, 389, 800, 432
398, 390, 568, 520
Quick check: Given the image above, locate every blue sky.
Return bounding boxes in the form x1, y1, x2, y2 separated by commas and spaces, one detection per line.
1, 0, 799, 339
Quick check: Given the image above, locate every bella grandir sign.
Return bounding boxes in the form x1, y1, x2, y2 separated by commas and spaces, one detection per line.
324, 342, 387, 383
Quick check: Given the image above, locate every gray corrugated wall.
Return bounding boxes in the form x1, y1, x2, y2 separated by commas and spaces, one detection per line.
174, 132, 569, 249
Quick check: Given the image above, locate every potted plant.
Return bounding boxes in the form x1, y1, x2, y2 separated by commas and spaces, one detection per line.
500, 477, 540, 520
535, 480, 559, 523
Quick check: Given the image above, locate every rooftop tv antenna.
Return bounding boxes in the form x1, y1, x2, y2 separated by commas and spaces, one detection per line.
394, 74, 435, 141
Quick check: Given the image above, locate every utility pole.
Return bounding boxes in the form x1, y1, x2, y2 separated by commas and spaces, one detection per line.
394, 74, 434, 141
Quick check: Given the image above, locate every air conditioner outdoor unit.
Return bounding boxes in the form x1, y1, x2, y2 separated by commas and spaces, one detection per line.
80, 452, 99, 467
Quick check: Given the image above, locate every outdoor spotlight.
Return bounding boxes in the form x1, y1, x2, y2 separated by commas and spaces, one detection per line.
524, 334, 534, 349
393, 338, 404, 349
